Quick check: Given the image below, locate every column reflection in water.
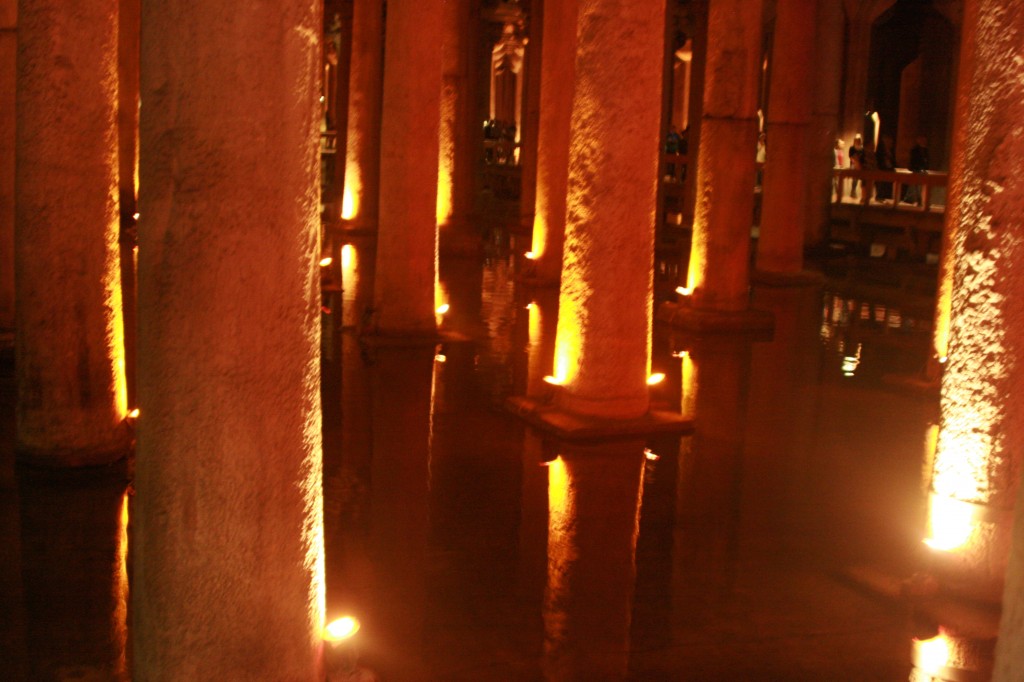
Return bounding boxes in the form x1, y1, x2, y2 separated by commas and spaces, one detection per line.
671, 337, 751, 622
365, 345, 435, 679
17, 465, 130, 680
544, 441, 646, 681
517, 293, 558, 657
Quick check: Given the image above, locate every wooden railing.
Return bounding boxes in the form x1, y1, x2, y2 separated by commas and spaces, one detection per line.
832, 168, 948, 212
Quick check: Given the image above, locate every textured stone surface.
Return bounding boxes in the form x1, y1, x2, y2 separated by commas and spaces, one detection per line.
0, 2, 13, 333
341, 0, 383, 228
554, 0, 663, 418
373, 2, 443, 334
687, 0, 764, 312
530, 0, 577, 286
15, 0, 129, 464
134, 1, 324, 679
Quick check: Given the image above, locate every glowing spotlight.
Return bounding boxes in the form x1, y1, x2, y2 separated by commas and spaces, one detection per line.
434, 354, 447, 363
524, 251, 537, 260
543, 375, 564, 386
644, 448, 660, 461
647, 373, 666, 385
324, 616, 360, 644
914, 634, 950, 675
319, 256, 333, 267
127, 408, 140, 419
132, 212, 140, 221
435, 303, 450, 315
526, 302, 535, 310
923, 495, 975, 551
675, 286, 693, 296
340, 244, 354, 269
939, 356, 948, 364
671, 350, 689, 359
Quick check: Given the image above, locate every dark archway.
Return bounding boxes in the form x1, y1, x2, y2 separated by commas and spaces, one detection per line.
867, 0, 955, 168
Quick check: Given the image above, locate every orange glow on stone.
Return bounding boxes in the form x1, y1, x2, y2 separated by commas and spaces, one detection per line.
341, 184, 358, 221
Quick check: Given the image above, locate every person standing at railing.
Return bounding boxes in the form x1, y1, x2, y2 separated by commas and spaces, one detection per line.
848, 134, 864, 198
875, 134, 895, 201
903, 135, 930, 205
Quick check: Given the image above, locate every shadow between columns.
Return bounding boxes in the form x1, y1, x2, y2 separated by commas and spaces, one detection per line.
657, 298, 775, 334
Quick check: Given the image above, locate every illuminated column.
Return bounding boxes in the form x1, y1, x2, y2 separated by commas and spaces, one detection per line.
544, 444, 645, 681
529, 0, 577, 286
341, 0, 383, 229
756, 0, 815, 276
0, 1, 13, 334
15, 0, 130, 466
684, 0, 764, 312
437, 0, 478, 253
552, 0, 662, 418
133, 0, 324, 678
372, 2, 443, 334
803, 0, 843, 247
925, 0, 1024, 608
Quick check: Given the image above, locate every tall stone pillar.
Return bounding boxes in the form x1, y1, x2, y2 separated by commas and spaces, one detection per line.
974, 2, 1024, 677
517, 0, 543, 233
437, 0, 479, 254
133, 1, 324, 678
552, 0, 663, 418
803, 0, 844, 247
528, 0, 576, 286
924, 0, 1024, 616
15, 0, 130, 466
0, 1, 14, 336
372, 2, 443, 335
340, 0, 383, 230
756, 0, 816, 277
684, 0, 764, 312
543, 443, 645, 681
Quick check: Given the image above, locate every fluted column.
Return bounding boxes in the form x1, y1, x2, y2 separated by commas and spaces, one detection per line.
340, 0, 383, 230
15, 0, 130, 466
133, 0, 324, 678
756, 0, 816, 276
552, 0, 663, 418
372, 2, 443, 334
528, 0, 577, 286
925, 0, 1024, 616
684, 0, 764, 312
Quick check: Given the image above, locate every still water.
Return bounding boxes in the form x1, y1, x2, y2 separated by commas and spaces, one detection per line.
0, 233, 991, 680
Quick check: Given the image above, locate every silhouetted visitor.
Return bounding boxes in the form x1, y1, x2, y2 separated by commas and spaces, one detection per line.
848, 134, 865, 198
904, 135, 930, 204
875, 135, 895, 201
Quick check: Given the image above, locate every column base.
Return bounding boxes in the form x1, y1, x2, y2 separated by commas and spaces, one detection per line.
751, 268, 825, 287
324, 217, 378, 238
438, 223, 482, 258
657, 300, 775, 333
506, 395, 693, 442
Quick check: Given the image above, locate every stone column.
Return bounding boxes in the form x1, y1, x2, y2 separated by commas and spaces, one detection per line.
437, 0, 479, 254
15, 0, 130, 466
340, 0, 383, 230
756, 0, 816, 277
803, 0, 844, 247
133, 0, 324, 678
372, 2, 443, 335
925, 0, 1024, 614
552, 0, 663, 418
684, 0, 764, 312
528, 0, 576, 286
976, 2, 1024, 677
517, 0, 542, 232
543, 443, 645, 681
0, 0, 14, 335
